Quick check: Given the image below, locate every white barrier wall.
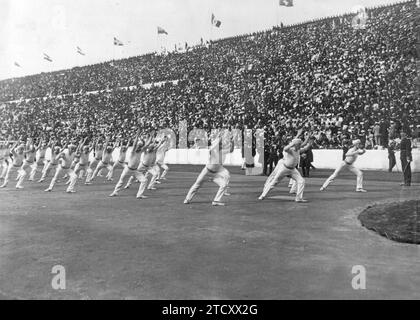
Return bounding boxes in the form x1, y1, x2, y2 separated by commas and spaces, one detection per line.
42, 148, 259, 166
42, 148, 419, 172
164, 148, 419, 172
164, 149, 263, 167
312, 149, 420, 172
165, 149, 420, 172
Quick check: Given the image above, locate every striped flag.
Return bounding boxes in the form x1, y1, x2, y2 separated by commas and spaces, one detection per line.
43, 53, 53, 62
76, 46, 85, 55
211, 13, 221, 27
14, 62, 21, 67
279, 0, 293, 7
157, 26, 168, 35
113, 37, 124, 46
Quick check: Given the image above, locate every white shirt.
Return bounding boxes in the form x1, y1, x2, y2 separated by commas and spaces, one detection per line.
156, 144, 168, 163
60, 149, 76, 168
344, 147, 363, 165
283, 148, 300, 169
11, 149, 24, 167
127, 148, 142, 169
207, 138, 232, 171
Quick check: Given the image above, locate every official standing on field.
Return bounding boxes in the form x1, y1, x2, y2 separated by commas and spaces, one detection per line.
387, 140, 396, 172
399, 131, 412, 186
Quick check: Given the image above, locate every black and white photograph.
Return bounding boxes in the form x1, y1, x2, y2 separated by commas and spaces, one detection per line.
0, 0, 419, 305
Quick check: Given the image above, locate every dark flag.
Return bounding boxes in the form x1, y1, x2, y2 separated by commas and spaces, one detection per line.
157, 26, 168, 35
113, 37, 124, 46
77, 46, 85, 55
211, 13, 222, 27
43, 53, 53, 62
279, 0, 293, 7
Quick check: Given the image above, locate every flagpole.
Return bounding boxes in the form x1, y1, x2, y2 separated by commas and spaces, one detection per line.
156, 31, 159, 54
210, 25, 213, 43
113, 39, 115, 63
210, 15, 214, 43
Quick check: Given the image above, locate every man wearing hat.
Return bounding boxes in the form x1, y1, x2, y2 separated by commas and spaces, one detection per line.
399, 131, 412, 186
320, 139, 367, 192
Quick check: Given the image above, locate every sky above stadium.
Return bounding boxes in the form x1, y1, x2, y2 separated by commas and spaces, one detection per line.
0, 0, 401, 80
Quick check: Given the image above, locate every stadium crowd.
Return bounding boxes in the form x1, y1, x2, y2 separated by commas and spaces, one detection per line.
0, 1, 419, 155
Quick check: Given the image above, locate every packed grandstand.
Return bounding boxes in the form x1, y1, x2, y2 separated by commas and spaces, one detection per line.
0, 0, 419, 151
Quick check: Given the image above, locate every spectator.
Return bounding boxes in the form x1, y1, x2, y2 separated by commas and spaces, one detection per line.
0, 1, 417, 153
373, 122, 381, 146
388, 140, 396, 172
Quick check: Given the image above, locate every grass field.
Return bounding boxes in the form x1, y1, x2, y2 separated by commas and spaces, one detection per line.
0, 165, 419, 300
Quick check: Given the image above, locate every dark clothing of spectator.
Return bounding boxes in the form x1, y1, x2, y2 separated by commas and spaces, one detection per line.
300, 147, 313, 177
264, 146, 279, 175
400, 137, 412, 186
387, 144, 396, 172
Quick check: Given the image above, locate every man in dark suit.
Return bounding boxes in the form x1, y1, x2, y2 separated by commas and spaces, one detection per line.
267, 145, 280, 175
388, 140, 396, 172
300, 137, 315, 177
399, 132, 412, 186
341, 138, 351, 160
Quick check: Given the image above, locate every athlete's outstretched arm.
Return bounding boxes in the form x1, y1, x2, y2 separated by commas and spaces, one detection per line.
299, 132, 313, 152
76, 137, 88, 154
283, 140, 296, 153
36, 138, 43, 150
294, 128, 303, 140
10, 140, 19, 154
103, 136, 110, 149
143, 134, 153, 149
358, 148, 366, 155
221, 135, 235, 154
345, 148, 362, 157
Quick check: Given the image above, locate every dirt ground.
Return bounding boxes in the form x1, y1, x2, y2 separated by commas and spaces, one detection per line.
0, 165, 419, 300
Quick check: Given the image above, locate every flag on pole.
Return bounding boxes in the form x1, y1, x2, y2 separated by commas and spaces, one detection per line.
76, 46, 85, 55
113, 37, 124, 46
43, 53, 53, 62
157, 26, 168, 35
211, 13, 222, 27
14, 62, 21, 67
279, 0, 293, 7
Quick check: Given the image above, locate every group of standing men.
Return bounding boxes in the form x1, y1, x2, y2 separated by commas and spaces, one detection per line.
0, 129, 415, 206
388, 132, 413, 186
0, 131, 171, 198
